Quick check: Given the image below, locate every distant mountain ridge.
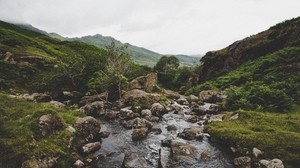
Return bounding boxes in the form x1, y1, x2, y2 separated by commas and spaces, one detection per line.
16, 24, 201, 67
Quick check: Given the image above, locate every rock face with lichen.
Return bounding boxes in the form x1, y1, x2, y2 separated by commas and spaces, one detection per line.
125, 73, 159, 92
39, 114, 63, 136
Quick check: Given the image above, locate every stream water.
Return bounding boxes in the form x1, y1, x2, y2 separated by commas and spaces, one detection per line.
95, 104, 233, 168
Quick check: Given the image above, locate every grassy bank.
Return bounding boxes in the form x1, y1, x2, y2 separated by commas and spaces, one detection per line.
205, 109, 300, 167
0, 94, 83, 167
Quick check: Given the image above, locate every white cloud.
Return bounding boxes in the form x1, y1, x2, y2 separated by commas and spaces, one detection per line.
0, 0, 300, 55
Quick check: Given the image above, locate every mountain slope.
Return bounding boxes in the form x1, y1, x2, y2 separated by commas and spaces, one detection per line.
196, 17, 300, 83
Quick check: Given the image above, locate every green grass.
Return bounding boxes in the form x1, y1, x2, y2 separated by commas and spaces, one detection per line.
0, 93, 83, 167
205, 109, 300, 167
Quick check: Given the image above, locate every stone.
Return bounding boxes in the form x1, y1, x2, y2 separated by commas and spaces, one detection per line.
150, 103, 166, 116
125, 73, 159, 92
207, 104, 222, 114
140, 109, 151, 117
122, 89, 159, 106
73, 160, 85, 168
170, 102, 185, 113
49, 100, 65, 108
82, 142, 101, 153
259, 159, 284, 168
170, 140, 199, 164
253, 147, 263, 158
22, 159, 47, 168
159, 148, 171, 168
39, 114, 63, 136
199, 90, 226, 103
201, 151, 211, 161
122, 152, 148, 168
75, 116, 101, 141
33, 93, 52, 102
176, 97, 189, 105
79, 92, 106, 106
233, 156, 251, 168
131, 128, 149, 140
119, 107, 135, 120
151, 127, 162, 135
98, 131, 111, 138
230, 113, 239, 120
79, 101, 105, 117
104, 111, 119, 119
178, 126, 204, 140
187, 94, 199, 103
161, 89, 180, 99
191, 106, 207, 115
166, 124, 177, 131
208, 114, 225, 123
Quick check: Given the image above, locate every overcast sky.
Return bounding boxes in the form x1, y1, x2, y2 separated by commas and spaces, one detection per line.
0, 0, 300, 55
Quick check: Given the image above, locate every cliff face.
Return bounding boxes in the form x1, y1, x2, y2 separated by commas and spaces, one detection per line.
197, 17, 300, 83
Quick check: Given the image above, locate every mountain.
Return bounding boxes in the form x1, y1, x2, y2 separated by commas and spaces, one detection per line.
66, 34, 201, 67
15, 24, 201, 67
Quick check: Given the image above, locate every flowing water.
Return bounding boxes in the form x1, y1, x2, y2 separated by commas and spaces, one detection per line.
95, 104, 233, 168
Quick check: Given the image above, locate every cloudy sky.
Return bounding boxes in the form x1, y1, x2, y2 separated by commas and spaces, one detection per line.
0, 0, 300, 55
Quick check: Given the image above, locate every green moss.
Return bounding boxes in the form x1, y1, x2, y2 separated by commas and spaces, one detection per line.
0, 94, 82, 167
205, 109, 300, 167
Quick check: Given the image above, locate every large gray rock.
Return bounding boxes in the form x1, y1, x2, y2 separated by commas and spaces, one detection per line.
176, 97, 189, 105
131, 128, 149, 140
253, 147, 263, 158
119, 107, 137, 120
125, 73, 159, 92
75, 116, 101, 141
259, 159, 284, 168
79, 101, 105, 117
79, 92, 106, 106
150, 103, 166, 117
170, 140, 199, 164
82, 142, 101, 154
122, 89, 159, 106
122, 152, 148, 168
178, 126, 204, 140
233, 156, 251, 168
161, 89, 180, 99
39, 114, 63, 136
199, 90, 226, 103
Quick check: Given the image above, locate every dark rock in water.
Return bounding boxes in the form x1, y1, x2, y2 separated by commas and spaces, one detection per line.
79, 101, 105, 117
75, 116, 101, 141
150, 103, 166, 117
39, 114, 63, 136
233, 156, 251, 168
192, 106, 207, 115
122, 118, 153, 129
122, 152, 148, 168
166, 124, 177, 131
119, 107, 136, 120
97, 131, 111, 139
131, 128, 149, 140
178, 126, 204, 140
201, 151, 211, 161
187, 115, 200, 123
170, 140, 199, 164
82, 142, 101, 154
161, 139, 172, 147
97, 153, 125, 168
33, 93, 52, 102
104, 111, 119, 120
151, 127, 162, 135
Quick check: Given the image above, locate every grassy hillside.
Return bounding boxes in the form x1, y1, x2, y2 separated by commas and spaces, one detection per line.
0, 93, 83, 167
0, 20, 108, 93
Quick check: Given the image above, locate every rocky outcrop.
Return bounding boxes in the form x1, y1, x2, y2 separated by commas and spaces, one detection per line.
125, 73, 159, 92
197, 17, 300, 83
39, 114, 63, 136
150, 103, 166, 116
79, 101, 106, 117
122, 89, 159, 106
161, 89, 180, 99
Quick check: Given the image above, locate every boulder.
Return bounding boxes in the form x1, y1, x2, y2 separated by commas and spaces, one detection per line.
131, 117, 153, 129
82, 142, 101, 154
104, 111, 119, 120
178, 126, 204, 140
75, 116, 101, 141
39, 114, 63, 136
122, 152, 148, 168
253, 147, 263, 158
73, 160, 85, 168
122, 89, 159, 106
150, 103, 166, 116
166, 124, 177, 131
191, 106, 207, 115
49, 100, 65, 108
230, 113, 239, 120
33, 93, 52, 102
170, 102, 185, 113
140, 109, 152, 117
207, 114, 225, 123
187, 115, 200, 123
22, 157, 58, 168
170, 140, 199, 164
151, 127, 162, 135
79, 92, 106, 106
79, 101, 105, 117
259, 159, 284, 168
199, 90, 226, 103
131, 128, 149, 140
176, 97, 189, 105
97, 131, 111, 139
187, 95, 199, 103
233, 156, 251, 168
207, 104, 222, 114
201, 151, 211, 161
161, 89, 180, 99
125, 73, 159, 92
119, 107, 136, 120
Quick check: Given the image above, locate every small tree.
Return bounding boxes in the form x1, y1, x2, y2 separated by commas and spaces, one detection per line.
89, 42, 133, 101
